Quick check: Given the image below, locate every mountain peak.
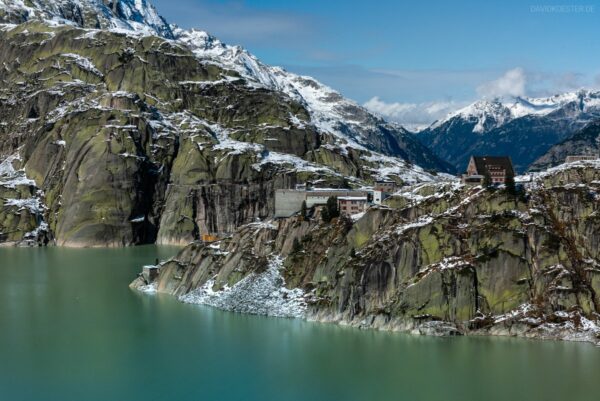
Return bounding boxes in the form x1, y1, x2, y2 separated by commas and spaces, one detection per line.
0, 0, 453, 174
0, 0, 173, 38
430, 98, 511, 133
428, 89, 600, 134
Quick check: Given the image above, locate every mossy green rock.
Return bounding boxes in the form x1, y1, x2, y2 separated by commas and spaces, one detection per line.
138, 164, 600, 339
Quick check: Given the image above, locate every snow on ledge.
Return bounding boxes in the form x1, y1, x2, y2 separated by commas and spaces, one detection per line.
179, 255, 307, 318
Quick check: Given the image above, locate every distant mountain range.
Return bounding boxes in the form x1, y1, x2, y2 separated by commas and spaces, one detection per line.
416, 91, 600, 173
530, 121, 600, 171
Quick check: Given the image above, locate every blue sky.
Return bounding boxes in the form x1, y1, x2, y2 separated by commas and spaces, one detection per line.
153, 0, 600, 126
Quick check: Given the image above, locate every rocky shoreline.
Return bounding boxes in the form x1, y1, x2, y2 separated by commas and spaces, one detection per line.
131, 255, 600, 346
131, 162, 600, 346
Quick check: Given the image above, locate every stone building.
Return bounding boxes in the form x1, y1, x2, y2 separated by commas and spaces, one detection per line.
462, 156, 515, 185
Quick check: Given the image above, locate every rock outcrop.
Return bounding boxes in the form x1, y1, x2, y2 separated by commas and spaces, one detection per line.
133, 163, 600, 344
0, 19, 443, 246
0, 6, 446, 246
0, 155, 50, 245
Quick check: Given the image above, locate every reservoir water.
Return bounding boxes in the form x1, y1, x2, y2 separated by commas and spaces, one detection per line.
1, 246, 599, 401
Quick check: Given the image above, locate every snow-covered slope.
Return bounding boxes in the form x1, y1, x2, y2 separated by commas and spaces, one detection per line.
0, 0, 450, 171
0, 0, 453, 180
175, 29, 449, 171
0, 0, 173, 37
429, 90, 600, 134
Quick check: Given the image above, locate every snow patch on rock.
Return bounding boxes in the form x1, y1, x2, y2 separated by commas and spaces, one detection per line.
61, 53, 103, 77
179, 255, 307, 318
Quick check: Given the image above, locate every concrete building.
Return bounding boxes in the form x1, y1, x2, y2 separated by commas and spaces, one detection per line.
274, 188, 369, 218
274, 189, 308, 218
142, 265, 160, 283
338, 196, 368, 215
373, 190, 391, 205
305, 190, 367, 208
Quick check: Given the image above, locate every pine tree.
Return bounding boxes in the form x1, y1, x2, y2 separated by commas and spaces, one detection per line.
300, 200, 308, 221
505, 170, 516, 196
321, 196, 339, 223
326, 196, 339, 220
483, 170, 493, 189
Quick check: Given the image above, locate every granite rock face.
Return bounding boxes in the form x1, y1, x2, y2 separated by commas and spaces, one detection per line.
0, 156, 50, 245
134, 163, 600, 344
0, 20, 441, 246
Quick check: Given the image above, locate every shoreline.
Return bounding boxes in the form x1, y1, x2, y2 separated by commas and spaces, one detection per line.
131, 275, 600, 347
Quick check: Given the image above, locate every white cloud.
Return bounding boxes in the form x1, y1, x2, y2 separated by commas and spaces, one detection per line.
363, 97, 468, 131
476, 67, 527, 98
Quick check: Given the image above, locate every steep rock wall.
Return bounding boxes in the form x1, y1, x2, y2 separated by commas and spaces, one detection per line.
134, 163, 600, 343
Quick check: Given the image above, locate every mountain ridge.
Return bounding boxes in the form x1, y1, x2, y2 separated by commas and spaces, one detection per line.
428, 90, 600, 133
0, 0, 450, 247
530, 121, 600, 170
0, 0, 451, 173
417, 90, 600, 172
0, 0, 174, 37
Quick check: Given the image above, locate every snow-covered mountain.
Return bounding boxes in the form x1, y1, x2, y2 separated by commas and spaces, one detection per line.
530, 121, 600, 171
0, 0, 450, 172
429, 90, 600, 134
0, 0, 458, 246
174, 28, 450, 170
418, 90, 600, 172
0, 0, 173, 37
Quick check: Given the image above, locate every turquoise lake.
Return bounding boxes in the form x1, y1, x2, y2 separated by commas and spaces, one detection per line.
1, 246, 599, 401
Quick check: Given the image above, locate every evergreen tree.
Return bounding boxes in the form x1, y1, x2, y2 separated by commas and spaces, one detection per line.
327, 196, 340, 220
505, 170, 516, 196
300, 200, 308, 221
482, 170, 493, 189
321, 196, 339, 223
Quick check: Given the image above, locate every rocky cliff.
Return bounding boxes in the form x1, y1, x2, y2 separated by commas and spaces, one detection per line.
0, 21, 311, 246
133, 162, 600, 344
0, 1, 447, 247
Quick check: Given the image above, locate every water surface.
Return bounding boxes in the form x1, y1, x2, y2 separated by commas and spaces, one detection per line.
1, 247, 599, 401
